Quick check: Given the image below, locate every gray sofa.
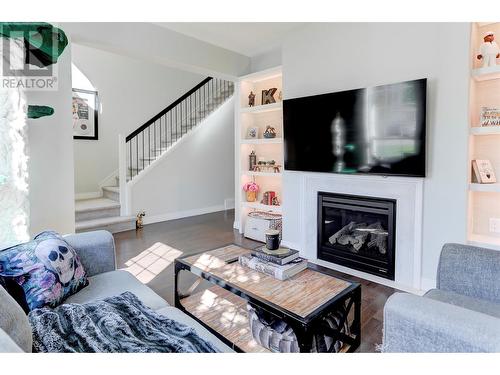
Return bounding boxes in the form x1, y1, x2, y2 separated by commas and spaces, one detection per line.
383, 243, 500, 352
0, 230, 233, 353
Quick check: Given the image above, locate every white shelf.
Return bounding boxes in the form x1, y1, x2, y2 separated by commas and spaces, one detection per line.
240, 102, 282, 114
241, 171, 282, 177
470, 126, 500, 135
468, 233, 500, 251
472, 65, 500, 81
469, 183, 500, 192
240, 137, 283, 145
241, 202, 282, 213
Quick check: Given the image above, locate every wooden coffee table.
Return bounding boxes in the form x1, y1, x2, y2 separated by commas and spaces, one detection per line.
174, 244, 361, 353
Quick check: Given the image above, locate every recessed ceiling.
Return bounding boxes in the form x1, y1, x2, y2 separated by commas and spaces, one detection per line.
155, 22, 307, 57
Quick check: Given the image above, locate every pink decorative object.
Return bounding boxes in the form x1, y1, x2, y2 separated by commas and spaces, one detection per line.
243, 182, 260, 192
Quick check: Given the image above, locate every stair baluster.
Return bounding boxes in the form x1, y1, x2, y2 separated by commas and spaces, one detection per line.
125, 77, 234, 181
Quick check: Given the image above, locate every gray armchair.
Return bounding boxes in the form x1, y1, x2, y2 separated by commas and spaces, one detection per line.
382, 243, 500, 352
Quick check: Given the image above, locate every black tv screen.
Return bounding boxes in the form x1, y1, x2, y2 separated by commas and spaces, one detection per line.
284, 79, 426, 177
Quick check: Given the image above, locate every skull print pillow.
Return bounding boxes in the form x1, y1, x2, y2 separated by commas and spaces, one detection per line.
0, 231, 88, 312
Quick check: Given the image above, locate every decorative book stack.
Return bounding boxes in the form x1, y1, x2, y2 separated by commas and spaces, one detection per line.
239, 246, 307, 281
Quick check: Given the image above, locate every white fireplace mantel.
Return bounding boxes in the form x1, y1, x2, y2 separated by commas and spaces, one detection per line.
281, 171, 424, 293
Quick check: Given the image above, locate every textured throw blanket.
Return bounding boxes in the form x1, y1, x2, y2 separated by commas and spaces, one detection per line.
28, 292, 219, 353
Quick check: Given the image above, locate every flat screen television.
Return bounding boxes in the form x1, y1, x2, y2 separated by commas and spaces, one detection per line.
283, 78, 426, 177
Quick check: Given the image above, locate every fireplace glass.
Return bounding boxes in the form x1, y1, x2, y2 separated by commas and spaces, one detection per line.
318, 192, 396, 280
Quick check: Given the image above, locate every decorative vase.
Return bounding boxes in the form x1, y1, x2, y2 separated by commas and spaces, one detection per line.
246, 191, 257, 202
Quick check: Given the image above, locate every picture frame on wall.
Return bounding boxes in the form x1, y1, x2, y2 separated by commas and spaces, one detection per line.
73, 88, 99, 140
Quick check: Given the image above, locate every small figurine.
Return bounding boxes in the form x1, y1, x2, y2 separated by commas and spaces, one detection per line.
263, 125, 277, 138
248, 91, 256, 107
249, 150, 257, 171
136, 210, 146, 230
477, 31, 500, 68
271, 196, 280, 206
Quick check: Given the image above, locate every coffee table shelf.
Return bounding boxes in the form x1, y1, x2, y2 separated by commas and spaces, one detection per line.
180, 285, 271, 353
174, 244, 361, 353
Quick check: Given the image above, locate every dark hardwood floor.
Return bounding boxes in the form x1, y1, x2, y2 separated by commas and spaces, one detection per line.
113, 209, 396, 353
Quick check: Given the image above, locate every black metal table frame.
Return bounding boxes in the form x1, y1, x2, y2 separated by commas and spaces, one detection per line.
174, 250, 361, 353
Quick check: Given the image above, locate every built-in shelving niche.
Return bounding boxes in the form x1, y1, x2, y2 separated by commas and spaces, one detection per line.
468, 22, 500, 250
235, 67, 284, 233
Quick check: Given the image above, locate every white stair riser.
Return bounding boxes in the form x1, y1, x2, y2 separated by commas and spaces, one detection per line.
102, 188, 119, 202
75, 206, 121, 221
76, 219, 135, 234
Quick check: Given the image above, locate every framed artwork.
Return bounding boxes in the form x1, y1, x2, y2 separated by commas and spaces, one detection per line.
73, 88, 99, 140
246, 127, 259, 139
472, 159, 497, 184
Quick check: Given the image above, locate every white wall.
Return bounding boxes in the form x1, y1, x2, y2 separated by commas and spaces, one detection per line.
28, 43, 75, 235
130, 97, 235, 222
281, 23, 470, 288
72, 43, 206, 194
250, 48, 282, 72
62, 23, 251, 79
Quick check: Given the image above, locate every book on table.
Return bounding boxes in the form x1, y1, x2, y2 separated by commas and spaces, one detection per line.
252, 246, 300, 265
239, 254, 307, 281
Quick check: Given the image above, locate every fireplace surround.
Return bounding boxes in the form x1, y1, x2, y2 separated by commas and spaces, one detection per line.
317, 192, 396, 280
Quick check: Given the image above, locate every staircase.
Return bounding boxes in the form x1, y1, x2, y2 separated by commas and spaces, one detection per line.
75, 177, 136, 234
75, 77, 234, 233
125, 77, 234, 180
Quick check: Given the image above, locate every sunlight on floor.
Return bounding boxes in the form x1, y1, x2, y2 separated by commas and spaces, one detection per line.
121, 242, 182, 284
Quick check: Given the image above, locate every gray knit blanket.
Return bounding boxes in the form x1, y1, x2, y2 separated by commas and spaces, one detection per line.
28, 292, 219, 353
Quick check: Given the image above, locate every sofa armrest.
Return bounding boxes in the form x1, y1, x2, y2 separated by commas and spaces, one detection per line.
437, 243, 500, 303
64, 230, 116, 277
382, 293, 500, 352
0, 328, 23, 353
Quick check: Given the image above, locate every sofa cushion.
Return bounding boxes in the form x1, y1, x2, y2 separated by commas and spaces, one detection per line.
0, 285, 32, 352
0, 231, 88, 312
156, 306, 234, 353
425, 289, 500, 318
64, 270, 168, 311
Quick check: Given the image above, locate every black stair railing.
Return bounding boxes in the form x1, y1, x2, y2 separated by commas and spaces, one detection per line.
125, 77, 234, 181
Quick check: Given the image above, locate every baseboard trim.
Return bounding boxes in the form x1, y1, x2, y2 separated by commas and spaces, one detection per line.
224, 198, 235, 210
142, 205, 227, 226
75, 191, 103, 200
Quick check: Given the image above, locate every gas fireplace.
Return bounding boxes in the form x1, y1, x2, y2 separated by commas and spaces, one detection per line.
317, 192, 396, 280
